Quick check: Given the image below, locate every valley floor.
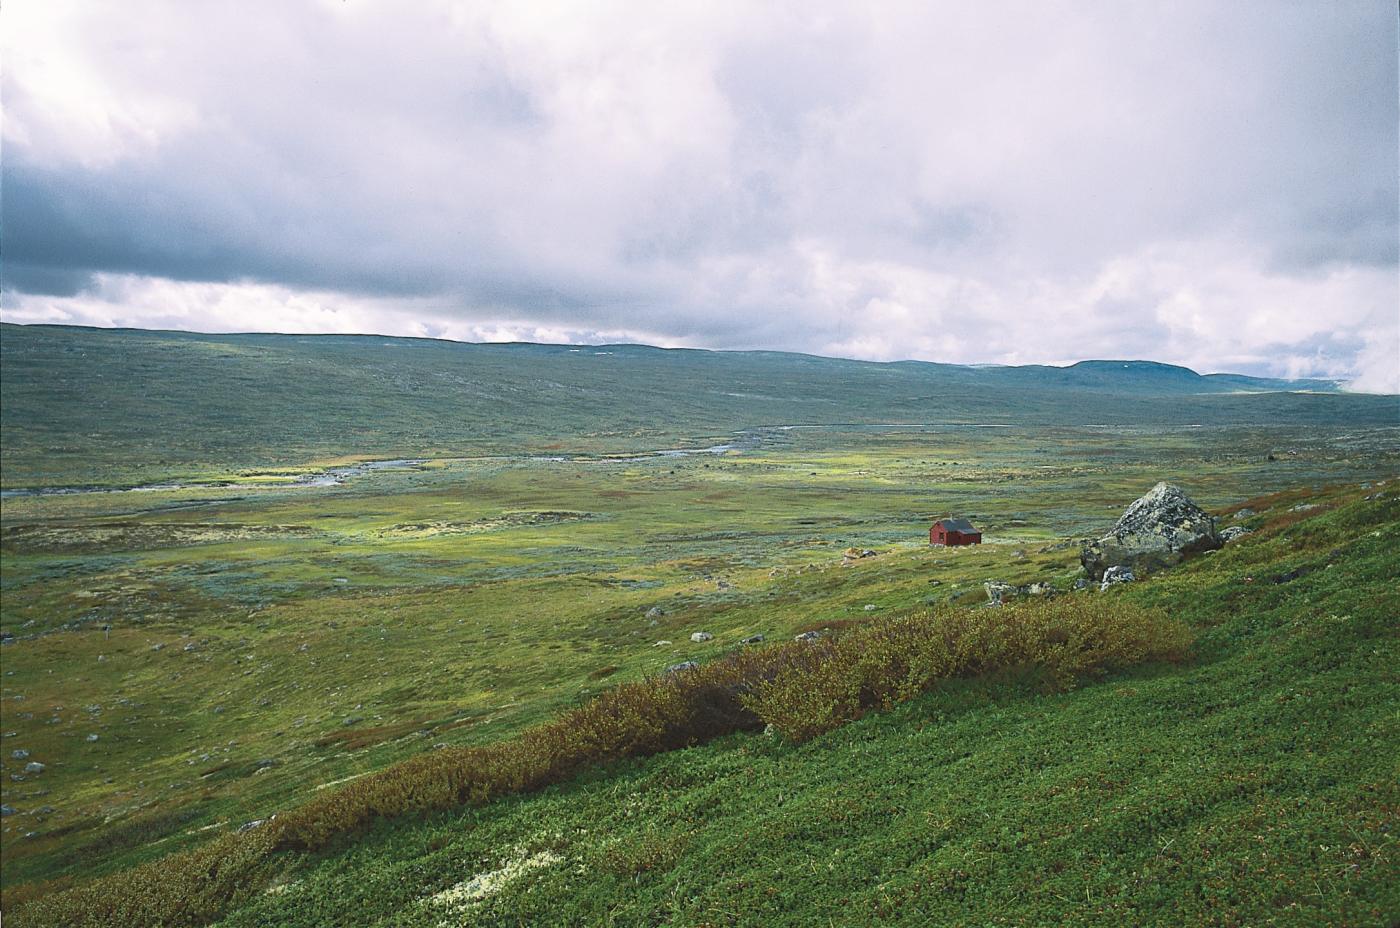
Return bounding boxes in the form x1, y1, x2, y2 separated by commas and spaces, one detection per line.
2, 424, 1397, 925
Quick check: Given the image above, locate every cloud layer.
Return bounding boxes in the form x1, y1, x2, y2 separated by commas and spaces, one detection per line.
3, 1, 1397, 390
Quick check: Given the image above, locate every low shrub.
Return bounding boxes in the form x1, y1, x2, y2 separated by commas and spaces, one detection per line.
9, 599, 1188, 927
743, 599, 1191, 743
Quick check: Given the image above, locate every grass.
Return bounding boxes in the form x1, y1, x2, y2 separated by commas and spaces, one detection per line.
6, 481, 1397, 926
1, 324, 1396, 923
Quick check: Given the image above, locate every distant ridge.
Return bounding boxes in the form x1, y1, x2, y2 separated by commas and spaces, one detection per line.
1, 323, 1388, 487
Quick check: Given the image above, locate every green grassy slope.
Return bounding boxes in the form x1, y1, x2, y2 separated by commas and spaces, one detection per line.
200, 483, 1398, 928
3, 323, 1391, 487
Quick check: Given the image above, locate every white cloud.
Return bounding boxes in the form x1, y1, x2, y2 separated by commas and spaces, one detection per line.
1, 1, 1395, 391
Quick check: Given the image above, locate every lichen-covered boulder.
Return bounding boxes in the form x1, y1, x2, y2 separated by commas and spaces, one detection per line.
1080, 482, 1221, 580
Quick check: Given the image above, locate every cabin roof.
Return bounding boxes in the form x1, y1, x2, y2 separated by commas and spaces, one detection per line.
934, 518, 977, 533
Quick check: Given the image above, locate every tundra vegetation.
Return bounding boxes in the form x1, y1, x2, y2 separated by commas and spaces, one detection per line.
0, 325, 1396, 926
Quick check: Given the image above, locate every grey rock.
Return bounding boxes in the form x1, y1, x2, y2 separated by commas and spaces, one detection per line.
236, 818, 267, 833
863, 604, 877, 611
1232, 508, 1255, 521
1025, 582, 1054, 597
984, 580, 1017, 605
740, 634, 765, 645
1290, 503, 1319, 512
793, 631, 822, 642
1220, 526, 1252, 543
665, 661, 700, 674
1080, 483, 1221, 580
1073, 578, 1091, 590
23, 761, 45, 774
0, 804, 14, 816
689, 631, 713, 643
11, 749, 28, 760
1100, 566, 1136, 591
645, 606, 665, 619
85, 734, 99, 743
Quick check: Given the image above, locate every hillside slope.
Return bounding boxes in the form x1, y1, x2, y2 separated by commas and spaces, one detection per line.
10, 481, 1396, 927
2, 324, 1389, 488
219, 485, 1399, 927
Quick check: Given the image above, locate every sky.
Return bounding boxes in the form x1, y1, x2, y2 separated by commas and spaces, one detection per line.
2, 1, 1397, 391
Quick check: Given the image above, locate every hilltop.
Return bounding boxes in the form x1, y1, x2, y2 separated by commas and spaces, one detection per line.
1, 323, 1388, 488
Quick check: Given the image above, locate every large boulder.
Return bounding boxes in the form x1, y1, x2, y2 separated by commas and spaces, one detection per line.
1080, 482, 1221, 580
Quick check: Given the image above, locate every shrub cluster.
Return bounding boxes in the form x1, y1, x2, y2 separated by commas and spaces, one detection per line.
9, 599, 1188, 927
742, 598, 1192, 743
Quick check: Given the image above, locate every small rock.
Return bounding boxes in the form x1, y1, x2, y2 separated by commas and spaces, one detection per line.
740, 634, 765, 645
863, 604, 877, 612
1220, 526, 1251, 543
10, 749, 28, 760
715, 580, 732, 591
1100, 566, 1136, 591
1073, 578, 1091, 591
150, 643, 165, 652
85, 734, 99, 743
793, 631, 822, 642
665, 661, 699, 674
984, 580, 1017, 605
23, 762, 45, 774
237, 819, 267, 833
1290, 503, 1319, 512
1232, 508, 1255, 521
342, 716, 364, 727
0, 804, 14, 816
1025, 582, 1054, 597
654, 640, 672, 647
645, 606, 665, 619
689, 631, 713, 643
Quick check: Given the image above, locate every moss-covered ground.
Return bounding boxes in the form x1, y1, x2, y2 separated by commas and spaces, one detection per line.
2, 421, 1395, 907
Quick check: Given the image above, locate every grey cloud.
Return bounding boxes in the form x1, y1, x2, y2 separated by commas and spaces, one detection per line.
0, 1, 1394, 387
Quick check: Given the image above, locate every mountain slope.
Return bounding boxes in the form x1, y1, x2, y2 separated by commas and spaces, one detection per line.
1, 324, 1388, 488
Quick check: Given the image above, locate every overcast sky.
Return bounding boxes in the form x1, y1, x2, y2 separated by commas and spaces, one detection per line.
2, 1, 1397, 390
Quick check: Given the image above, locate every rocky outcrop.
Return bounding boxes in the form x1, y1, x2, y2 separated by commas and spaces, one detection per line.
1080, 482, 1221, 580
1220, 526, 1251, 543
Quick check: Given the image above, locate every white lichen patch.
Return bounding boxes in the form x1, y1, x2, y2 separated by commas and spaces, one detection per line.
429, 848, 562, 925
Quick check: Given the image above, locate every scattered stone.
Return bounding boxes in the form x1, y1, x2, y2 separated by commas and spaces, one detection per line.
1080, 483, 1221, 580
715, 579, 733, 591
1232, 508, 1255, 521
183, 642, 198, 652
653, 640, 672, 647
85, 734, 99, 743
237, 819, 267, 833
645, 606, 665, 619
23, 762, 45, 774
926, 579, 942, 586
10, 749, 28, 760
342, 716, 364, 727
1025, 582, 1054, 597
1073, 578, 1091, 591
0, 804, 13, 816
689, 631, 713, 643
740, 634, 765, 645
1100, 566, 1136, 591
1220, 526, 1252, 543
665, 661, 699, 674
1, 633, 15, 646
793, 631, 822, 642
863, 604, 877, 611
984, 580, 1017, 605
150, 643, 165, 652
1290, 503, 1319, 512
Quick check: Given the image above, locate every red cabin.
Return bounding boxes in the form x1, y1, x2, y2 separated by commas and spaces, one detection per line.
930, 517, 981, 546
